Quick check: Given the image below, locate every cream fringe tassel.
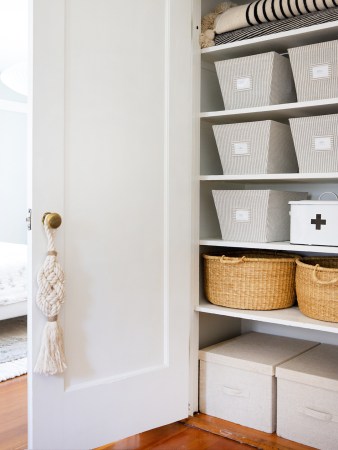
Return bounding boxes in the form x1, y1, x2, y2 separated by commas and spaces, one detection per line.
34, 223, 66, 375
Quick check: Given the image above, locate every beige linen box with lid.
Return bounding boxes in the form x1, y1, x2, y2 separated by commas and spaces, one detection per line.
276, 344, 338, 450
199, 332, 318, 433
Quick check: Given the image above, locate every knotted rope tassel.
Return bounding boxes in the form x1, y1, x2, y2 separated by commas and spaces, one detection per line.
34, 221, 66, 375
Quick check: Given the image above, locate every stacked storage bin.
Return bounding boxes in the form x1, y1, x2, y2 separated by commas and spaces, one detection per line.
277, 344, 338, 450
199, 333, 318, 433
215, 51, 297, 109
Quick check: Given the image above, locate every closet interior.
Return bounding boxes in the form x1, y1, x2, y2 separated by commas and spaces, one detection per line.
194, 0, 338, 446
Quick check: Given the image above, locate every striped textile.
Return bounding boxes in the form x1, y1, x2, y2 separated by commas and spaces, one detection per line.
215, 0, 337, 34
289, 114, 338, 173
215, 6, 338, 45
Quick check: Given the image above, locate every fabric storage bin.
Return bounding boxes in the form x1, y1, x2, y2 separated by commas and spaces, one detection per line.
277, 344, 338, 450
288, 40, 338, 102
296, 257, 338, 322
199, 332, 318, 433
289, 113, 338, 173
289, 196, 338, 246
212, 120, 298, 175
215, 52, 297, 110
212, 190, 307, 242
203, 251, 299, 310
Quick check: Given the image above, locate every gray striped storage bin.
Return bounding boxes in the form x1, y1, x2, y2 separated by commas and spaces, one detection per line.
288, 40, 338, 102
289, 113, 338, 173
215, 52, 297, 110
213, 120, 298, 175
213, 190, 307, 242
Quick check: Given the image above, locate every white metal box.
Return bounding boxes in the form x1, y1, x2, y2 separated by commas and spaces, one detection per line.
288, 40, 338, 102
213, 190, 307, 242
289, 113, 338, 173
215, 52, 297, 110
212, 120, 298, 175
277, 344, 338, 450
199, 333, 318, 433
289, 199, 338, 246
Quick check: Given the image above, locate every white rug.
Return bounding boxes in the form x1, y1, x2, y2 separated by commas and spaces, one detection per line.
0, 316, 27, 381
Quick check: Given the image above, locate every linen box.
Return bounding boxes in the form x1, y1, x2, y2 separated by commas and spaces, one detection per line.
212, 120, 298, 175
276, 344, 338, 450
289, 197, 338, 246
215, 51, 297, 110
289, 113, 338, 173
199, 332, 318, 433
288, 40, 338, 102
213, 190, 307, 242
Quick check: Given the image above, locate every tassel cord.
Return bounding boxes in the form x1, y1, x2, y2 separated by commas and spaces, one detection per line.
34, 221, 66, 375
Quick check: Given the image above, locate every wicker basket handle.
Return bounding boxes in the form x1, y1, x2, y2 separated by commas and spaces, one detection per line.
220, 256, 246, 264
312, 264, 338, 285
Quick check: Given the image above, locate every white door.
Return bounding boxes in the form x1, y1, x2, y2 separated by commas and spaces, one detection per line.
28, 1, 193, 449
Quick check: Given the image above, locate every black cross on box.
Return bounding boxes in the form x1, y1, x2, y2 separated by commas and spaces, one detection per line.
311, 214, 327, 230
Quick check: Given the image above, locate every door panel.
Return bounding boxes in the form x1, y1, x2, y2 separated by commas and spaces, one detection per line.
28, 1, 193, 448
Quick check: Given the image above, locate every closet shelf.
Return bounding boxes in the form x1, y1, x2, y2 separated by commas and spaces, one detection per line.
200, 98, 338, 124
201, 21, 338, 63
200, 173, 338, 183
199, 238, 338, 254
196, 299, 338, 334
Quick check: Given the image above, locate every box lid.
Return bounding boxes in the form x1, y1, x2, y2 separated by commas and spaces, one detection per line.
289, 201, 338, 205
198, 333, 318, 376
276, 344, 338, 392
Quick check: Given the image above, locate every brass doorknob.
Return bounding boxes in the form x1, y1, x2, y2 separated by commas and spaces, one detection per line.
42, 212, 62, 229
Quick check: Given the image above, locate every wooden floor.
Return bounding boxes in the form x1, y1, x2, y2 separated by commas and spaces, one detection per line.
99, 422, 250, 450
0, 375, 27, 450
98, 415, 314, 450
0, 375, 313, 450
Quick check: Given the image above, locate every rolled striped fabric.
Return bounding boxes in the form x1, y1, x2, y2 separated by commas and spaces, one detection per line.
215, 0, 338, 34
215, 7, 338, 46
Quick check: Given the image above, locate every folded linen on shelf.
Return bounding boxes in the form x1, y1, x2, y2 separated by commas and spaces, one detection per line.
215, 0, 338, 34
215, 7, 338, 46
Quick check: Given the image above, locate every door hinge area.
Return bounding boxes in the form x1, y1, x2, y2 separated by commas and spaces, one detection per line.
26, 209, 32, 230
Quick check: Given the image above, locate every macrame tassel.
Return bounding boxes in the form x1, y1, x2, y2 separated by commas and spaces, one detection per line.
35, 219, 67, 375
34, 319, 67, 375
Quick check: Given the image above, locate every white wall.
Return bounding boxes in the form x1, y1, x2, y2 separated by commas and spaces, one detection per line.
0, 89, 27, 244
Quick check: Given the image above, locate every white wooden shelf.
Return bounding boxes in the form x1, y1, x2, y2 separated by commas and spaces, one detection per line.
196, 299, 338, 334
199, 238, 338, 254
200, 98, 338, 124
200, 173, 338, 183
201, 21, 338, 63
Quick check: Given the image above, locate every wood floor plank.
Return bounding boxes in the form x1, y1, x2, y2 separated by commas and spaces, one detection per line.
182, 413, 315, 450
0, 375, 27, 450
97, 422, 249, 450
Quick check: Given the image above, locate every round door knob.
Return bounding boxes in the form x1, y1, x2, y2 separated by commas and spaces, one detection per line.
42, 212, 62, 229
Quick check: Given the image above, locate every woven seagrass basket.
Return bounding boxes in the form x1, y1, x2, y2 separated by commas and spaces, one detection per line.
203, 251, 299, 310
296, 257, 338, 322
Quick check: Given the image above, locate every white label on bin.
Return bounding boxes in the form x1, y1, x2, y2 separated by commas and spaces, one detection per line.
314, 136, 333, 151
236, 77, 251, 91
232, 141, 250, 156
234, 209, 250, 222
311, 64, 330, 79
